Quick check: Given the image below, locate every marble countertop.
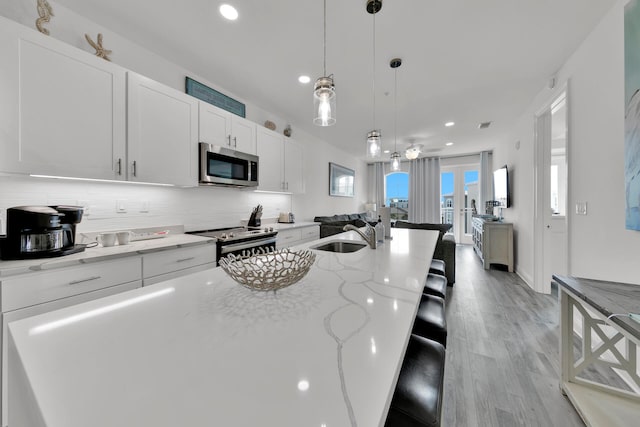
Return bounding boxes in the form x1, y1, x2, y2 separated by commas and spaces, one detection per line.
554, 275, 640, 339
7, 228, 439, 427
0, 233, 214, 278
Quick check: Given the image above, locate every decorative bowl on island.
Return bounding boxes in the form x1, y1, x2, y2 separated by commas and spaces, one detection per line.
218, 248, 316, 292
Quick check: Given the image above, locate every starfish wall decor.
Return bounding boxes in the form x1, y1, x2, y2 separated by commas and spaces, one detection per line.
85, 33, 112, 61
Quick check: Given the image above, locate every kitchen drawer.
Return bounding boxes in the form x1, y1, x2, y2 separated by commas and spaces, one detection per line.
0, 257, 142, 312
142, 244, 215, 279
300, 226, 319, 241
277, 229, 301, 248
143, 262, 215, 286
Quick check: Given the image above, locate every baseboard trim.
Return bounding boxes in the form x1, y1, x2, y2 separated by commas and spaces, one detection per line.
516, 267, 534, 290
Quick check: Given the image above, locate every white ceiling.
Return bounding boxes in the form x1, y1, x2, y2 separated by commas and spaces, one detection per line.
54, 0, 616, 160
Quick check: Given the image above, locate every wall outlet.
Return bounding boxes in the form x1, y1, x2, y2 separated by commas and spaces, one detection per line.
575, 202, 588, 215
116, 199, 127, 213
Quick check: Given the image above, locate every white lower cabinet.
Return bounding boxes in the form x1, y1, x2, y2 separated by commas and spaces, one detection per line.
277, 225, 320, 249
0, 257, 143, 427
142, 244, 216, 286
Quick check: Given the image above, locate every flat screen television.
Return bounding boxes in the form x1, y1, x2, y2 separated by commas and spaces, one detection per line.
493, 165, 510, 208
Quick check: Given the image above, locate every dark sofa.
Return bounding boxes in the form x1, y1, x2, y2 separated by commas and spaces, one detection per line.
313, 213, 374, 238
394, 221, 456, 286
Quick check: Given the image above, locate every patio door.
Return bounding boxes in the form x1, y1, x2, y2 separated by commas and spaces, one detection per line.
441, 166, 479, 244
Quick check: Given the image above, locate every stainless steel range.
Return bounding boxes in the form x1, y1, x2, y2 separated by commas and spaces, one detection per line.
188, 226, 278, 265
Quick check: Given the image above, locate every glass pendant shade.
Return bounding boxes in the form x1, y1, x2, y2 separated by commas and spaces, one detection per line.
313, 76, 336, 126
390, 151, 401, 171
367, 130, 382, 158
405, 144, 421, 160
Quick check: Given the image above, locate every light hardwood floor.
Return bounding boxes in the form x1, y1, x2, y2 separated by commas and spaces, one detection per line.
442, 245, 585, 427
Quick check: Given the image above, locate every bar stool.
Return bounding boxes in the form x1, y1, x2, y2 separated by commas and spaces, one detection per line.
423, 273, 447, 299
412, 294, 447, 348
429, 259, 446, 277
385, 334, 446, 427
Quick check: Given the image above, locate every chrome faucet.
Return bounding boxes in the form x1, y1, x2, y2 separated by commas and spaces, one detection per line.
343, 223, 377, 249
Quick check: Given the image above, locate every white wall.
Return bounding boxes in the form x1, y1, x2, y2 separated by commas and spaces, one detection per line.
495, 0, 640, 284
0, 1, 366, 232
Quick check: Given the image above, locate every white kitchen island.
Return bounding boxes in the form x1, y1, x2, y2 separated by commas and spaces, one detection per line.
7, 228, 438, 427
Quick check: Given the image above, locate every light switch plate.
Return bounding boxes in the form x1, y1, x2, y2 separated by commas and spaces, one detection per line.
116, 199, 127, 213
140, 200, 150, 213
575, 202, 587, 215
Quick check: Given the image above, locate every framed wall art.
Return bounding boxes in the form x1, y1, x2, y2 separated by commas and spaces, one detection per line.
329, 163, 355, 197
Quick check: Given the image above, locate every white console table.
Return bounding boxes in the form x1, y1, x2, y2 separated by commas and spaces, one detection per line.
471, 217, 513, 272
554, 275, 640, 427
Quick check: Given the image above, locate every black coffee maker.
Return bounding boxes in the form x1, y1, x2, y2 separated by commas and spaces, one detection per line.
0, 206, 86, 260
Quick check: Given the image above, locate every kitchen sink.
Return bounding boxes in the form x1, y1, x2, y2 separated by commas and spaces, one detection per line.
311, 241, 367, 253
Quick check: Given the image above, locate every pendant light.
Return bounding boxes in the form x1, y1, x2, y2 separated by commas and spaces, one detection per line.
405, 141, 422, 160
390, 58, 402, 171
366, 0, 382, 158
313, 0, 336, 126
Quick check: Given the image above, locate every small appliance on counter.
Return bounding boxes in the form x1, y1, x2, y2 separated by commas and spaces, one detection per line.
0, 205, 86, 260
248, 204, 262, 228
278, 212, 295, 223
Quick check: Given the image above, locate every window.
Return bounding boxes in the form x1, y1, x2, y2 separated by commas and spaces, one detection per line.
385, 172, 409, 220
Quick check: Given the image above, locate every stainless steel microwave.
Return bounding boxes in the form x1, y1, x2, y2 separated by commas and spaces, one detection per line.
199, 143, 259, 187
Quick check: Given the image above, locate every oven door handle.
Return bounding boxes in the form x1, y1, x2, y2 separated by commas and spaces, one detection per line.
219, 237, 277, 254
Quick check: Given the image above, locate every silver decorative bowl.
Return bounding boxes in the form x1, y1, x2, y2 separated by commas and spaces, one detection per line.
219, 248, 316, 291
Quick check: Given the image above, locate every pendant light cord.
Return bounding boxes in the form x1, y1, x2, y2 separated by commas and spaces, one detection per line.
323, 0, 327, 76
372, 12, 376, 129
394, 65, 397, 152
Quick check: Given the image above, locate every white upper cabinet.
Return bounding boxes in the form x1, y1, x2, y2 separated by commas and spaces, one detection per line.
127, 72, 198, 186
256, 127, 304, 193
198, 101, 256, 154
284, 138, 304, 193
0, 16, 127, 180
256, 127, 284, 191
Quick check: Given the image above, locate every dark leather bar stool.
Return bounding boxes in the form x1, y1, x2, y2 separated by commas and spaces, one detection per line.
429, 259, 446, 277
412, 294, 447, 348
385, 334, 446, 427
423, 273, 447, 299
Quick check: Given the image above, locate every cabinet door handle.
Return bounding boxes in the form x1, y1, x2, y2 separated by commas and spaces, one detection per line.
286, 182, 289, 190
69, 276, 101, 285
233, 137, 237, 148
117, 158, 122, 175
132, 160, 137, 177
227, 135, 232, 146
176, 257, 195, 263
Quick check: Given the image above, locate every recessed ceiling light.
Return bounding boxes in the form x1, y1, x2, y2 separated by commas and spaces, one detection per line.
446, 142, 454, 146
445, 121, 455, 127
298, 75, 311, 84
383, 149, 390, 154
219, 4, 238, 20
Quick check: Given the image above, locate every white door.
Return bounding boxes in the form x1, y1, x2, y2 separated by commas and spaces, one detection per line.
283, 138, 304, 193
230, 116, 256, 154
256, 127, 283, 191
127, 72, 198, 186
0, 19, 127, 180
199, 101, 231, 147
441, 166, 479, 244
535, 91, 569, 294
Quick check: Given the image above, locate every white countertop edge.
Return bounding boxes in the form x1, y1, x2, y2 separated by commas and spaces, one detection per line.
0, 234, 215, 277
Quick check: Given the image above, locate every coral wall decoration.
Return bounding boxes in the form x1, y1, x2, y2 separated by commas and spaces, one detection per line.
35, 0, 54, 35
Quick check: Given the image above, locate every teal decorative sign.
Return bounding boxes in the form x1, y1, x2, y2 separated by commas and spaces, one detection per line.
185, 77, 246, 118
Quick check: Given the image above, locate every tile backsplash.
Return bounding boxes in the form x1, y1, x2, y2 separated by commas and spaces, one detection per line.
0, 175, 291, 235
